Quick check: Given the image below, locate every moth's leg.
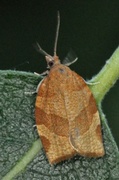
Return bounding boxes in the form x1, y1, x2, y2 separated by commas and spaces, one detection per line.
64, 57, 78, 66
25, 91, 37, 95
82, 78, 100, 86
25, 79, 43, 95
86, 81, 100, 85
25, 71, 48, 95
34, 70, 49, 76
34, 70, 49, 93
62, 50, 78, 66
36, 78, 44, 93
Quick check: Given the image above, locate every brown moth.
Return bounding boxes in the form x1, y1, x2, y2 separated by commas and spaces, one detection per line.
35, 12, 105, 164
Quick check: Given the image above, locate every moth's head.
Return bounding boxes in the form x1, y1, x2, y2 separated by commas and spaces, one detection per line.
45, 55, 60, 69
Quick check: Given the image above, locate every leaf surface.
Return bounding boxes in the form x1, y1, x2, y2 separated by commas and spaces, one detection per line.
0, 70, 119, 180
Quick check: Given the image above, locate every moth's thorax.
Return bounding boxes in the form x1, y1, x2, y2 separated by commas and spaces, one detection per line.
48, 63, 72, 83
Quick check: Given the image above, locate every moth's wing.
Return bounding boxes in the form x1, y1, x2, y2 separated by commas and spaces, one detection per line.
35, 75, 76, 164
62, 49, 78, 66
65, 72, 105, 157
35, 66, 104, 164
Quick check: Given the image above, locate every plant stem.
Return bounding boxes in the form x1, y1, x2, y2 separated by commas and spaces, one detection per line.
89, 46, 119, 103
2, 139, 42, 180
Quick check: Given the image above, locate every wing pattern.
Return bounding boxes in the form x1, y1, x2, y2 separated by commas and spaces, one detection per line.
35, 64, 104, 164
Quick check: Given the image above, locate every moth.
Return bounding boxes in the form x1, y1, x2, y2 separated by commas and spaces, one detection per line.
35, 12, 105, 164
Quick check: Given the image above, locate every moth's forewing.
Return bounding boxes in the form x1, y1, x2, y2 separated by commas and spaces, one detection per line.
35, 64, 104, 164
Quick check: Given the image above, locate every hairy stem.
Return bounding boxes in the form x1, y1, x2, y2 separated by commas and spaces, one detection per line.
89, 46, 119, 103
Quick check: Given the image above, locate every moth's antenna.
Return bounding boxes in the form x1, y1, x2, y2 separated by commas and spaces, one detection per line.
54, 11, 60, 56
35, 42, 50, 56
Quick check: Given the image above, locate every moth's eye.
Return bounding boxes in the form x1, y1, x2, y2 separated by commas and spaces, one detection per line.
49, 61, 54, 67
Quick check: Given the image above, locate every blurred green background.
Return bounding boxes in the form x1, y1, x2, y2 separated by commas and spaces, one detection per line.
0, 1, 119, 147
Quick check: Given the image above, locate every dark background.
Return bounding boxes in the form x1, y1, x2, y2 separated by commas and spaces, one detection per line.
0, 1, 119, 147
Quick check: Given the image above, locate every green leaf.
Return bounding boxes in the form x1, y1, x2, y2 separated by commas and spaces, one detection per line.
1, 44, 119, 180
